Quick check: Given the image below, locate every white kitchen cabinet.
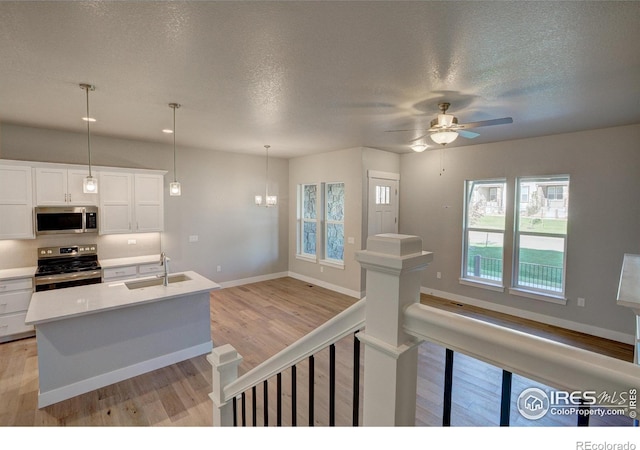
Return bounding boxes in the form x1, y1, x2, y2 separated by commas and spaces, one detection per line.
99, 172, 164, 234
134, 173, 164, 233
35, 167, 98, 206
0, 164, 34, 240
102, 262, 164, 282
0, 276, 35, 343
103, 265, 138, 282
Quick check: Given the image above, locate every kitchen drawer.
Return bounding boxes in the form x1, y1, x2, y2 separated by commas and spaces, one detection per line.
0, 290, 32, 315
103, 265, 137, 281
0, 277, 33, 293
0, 312, 33, 338
138, 263, 163, 275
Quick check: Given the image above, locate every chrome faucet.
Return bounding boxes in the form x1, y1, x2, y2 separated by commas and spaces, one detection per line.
158, 252, 169, 286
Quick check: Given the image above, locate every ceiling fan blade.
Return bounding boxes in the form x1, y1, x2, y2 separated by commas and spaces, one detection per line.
385, 128, 429, 133
458, 130, 480, 139
409, 134, 429, 142
458, 117, 513, 129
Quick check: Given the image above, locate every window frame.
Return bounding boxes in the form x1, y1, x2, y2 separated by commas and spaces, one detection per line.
461, 178, 507, 288
322, 181, 345, 267
511, 175, 569, 300
296, 183, 319, 262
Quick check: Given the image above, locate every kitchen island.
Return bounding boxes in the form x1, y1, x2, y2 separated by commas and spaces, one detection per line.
25, 270, 219, 408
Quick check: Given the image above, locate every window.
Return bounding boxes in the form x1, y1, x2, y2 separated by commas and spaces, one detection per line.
462, 179, 507, 285
297, 184, 318, 259
324, 182, 345, 263
520, 186, 530, 203
376, 185, 390, 205
513, 176, 569, 296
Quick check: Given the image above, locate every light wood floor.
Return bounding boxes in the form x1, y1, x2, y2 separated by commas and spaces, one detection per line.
0, 277, 634, 426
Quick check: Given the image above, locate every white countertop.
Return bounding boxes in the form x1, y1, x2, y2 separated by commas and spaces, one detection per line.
0, 266, 36, 281
100, 255, 163, 269
25, 270, 220, 325
617, 253, 640, 312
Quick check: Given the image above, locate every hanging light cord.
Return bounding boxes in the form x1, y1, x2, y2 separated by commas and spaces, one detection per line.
173, 105, 177, 183
83, 85, 93, 177
265, 145, 270, 197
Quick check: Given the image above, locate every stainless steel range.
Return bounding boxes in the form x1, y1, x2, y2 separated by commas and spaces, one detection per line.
34, 245, 102, 292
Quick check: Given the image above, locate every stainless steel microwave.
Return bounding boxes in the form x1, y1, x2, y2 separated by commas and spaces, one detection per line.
35, 206, 98, 235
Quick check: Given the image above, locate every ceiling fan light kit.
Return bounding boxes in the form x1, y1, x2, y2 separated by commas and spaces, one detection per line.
388, 101, 513, 148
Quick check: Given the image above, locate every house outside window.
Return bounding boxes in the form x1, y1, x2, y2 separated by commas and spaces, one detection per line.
324, 182, 345, 264
297, 183, 318, 260
512, 175, 569, 297
462, 179, 507, 285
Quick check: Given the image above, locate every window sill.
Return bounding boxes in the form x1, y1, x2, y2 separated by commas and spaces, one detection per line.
320, 259, 345, 270
508, 287, 567, 305
459, 278, 505, 293
296, 254, 317, 264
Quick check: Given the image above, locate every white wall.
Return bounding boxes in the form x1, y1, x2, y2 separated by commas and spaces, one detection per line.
0, 123, 288, 282
399, 124, 640, 340
288, 147, 364, 296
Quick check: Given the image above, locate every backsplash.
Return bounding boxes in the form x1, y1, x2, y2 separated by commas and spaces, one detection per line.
0, 233, 161, 270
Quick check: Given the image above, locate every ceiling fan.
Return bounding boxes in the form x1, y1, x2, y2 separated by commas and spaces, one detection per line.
388, 102, 513, 149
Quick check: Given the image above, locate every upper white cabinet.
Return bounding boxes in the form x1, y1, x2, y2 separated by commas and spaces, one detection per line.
35, 167, 98, 206
0, 164, 34, 240
134, 173, 164, 233
99, 171, 164, 234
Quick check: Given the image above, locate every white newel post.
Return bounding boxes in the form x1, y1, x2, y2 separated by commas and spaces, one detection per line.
208, 344, 243, 426
355, 233, 433, 426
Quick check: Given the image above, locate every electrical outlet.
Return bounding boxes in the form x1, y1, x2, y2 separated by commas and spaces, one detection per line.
216, 265, 222, 273
127, 239, 136, 245
320, 266, 324, 273
347, 237, 355, 244
189, 235, 199, 243
577, 297, 585, 307
437, 272, 442, 279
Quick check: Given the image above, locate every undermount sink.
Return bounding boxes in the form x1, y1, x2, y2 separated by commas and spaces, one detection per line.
125, 274, 192, 290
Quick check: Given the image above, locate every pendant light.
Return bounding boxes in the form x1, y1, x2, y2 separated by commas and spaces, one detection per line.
255, 145, 277, 207
80, 83, 98, 194
168, 103, 181, 196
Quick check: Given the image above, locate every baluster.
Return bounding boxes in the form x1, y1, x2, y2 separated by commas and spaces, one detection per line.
500, 370, 512, 426
577, 399, 590, 426
277, 372, 282, 426
232, 397, 237, 427
443, 348, 454, 426
352, 332, 361, 426
309, 354, 315, 426
241, 392, 247, 427
252, 386, 257, 426
291, 365, 297, 426
263, 380, 269, 426
329, 344, 336, 426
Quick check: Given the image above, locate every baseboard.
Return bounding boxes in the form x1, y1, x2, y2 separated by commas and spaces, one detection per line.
37, 341, 213, 408
288, 271, 364, 299
421, 286, 634, 345
219, 272, 289, 289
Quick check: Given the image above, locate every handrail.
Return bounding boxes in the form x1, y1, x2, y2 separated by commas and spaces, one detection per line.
223, 298, 366, 401
404, 303, 640, 397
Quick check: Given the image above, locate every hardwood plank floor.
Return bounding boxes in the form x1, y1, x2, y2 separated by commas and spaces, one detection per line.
0, 277, 634, 427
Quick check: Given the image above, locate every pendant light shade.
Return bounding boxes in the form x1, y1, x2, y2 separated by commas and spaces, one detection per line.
168, 103, 181, 196
255, 145, 277, 207
80, 83, 98, 194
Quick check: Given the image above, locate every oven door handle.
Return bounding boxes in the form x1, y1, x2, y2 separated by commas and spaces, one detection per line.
34, 270, 103, 285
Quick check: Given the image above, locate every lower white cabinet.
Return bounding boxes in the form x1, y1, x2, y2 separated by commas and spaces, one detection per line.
102, 262, 164, 282
0, 277, 35, 342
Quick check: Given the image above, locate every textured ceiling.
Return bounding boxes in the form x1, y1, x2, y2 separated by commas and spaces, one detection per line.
0, 1, 639, 158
